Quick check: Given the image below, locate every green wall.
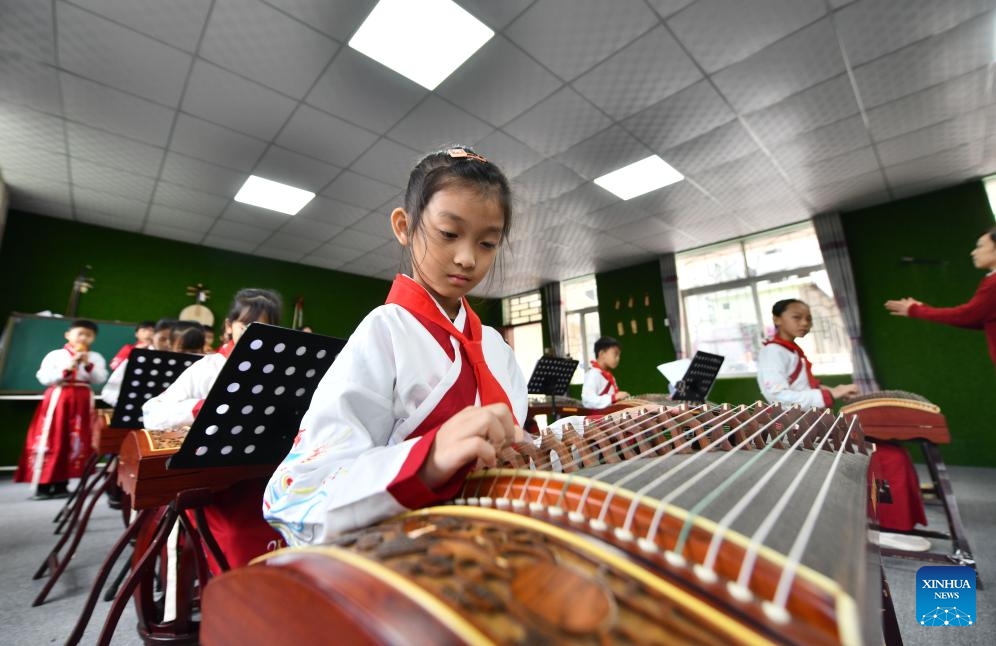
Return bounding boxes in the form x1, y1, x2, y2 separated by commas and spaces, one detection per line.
842, 182, 996, 467
0, 210, 503, 467
594, 261, 677, 395
0, 211, 392, 338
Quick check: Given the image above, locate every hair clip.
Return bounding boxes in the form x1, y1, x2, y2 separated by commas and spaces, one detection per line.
447, 147, 488, 163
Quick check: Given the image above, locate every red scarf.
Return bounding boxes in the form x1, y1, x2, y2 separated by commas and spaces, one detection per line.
385, 275, 513, 415
217, 339, 235, 358
590, 360, 618, 397
764, 337, 820, 389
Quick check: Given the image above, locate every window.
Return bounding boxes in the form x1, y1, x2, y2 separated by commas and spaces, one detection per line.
562, 276, 600, 383
502, 291, 544, 383
676, 223, 852, 376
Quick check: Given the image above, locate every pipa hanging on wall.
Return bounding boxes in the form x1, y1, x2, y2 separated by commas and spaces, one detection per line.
180, 283, 214, 326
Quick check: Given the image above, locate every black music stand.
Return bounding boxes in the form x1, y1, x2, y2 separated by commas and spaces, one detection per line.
526, 356, 579, 421
168, 323, 346, 469
110, 349, 201, 428
671, 351, 724, 403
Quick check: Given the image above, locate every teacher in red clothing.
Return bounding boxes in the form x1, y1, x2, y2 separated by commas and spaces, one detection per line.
885, 227, 996, 366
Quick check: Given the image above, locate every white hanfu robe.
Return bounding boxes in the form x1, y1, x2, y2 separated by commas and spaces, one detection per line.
141, 346, 230, 430
264, 289, 527, 546
756, 341, 832, 409
581, 363, 619, 409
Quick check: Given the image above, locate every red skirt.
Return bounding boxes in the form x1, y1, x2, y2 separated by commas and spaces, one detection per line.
14, 384, 95, 485
186, 477, 284, 576
867, 442, 927, 531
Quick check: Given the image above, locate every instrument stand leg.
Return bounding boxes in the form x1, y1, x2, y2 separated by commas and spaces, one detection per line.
95, 505, 181, 646
103, 557, 131, 602
920, 440, 980, 587
880, 566, 904, 646
64, 507, 157, 646
53, 452, 99, 528
33, 460, 116, 605
35, 456, 110, 579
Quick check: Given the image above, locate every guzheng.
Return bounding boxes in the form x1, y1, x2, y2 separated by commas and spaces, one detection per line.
839, 390, 949, 444
117, 428, 273, 509
840, 390, 977, 572
202, 402, 878, 646
91, 408, 131, 455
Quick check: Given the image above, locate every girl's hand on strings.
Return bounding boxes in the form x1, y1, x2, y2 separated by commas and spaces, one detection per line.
420, 403, 523, 489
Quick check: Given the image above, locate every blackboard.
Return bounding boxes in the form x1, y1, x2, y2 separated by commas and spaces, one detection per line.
0, 313, 138, 394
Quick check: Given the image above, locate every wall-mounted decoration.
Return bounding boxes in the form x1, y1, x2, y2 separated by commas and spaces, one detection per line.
180, 283, 214, 326
616, 321, 625, 336
630, 319, 638, 334
646, 317, 654, 332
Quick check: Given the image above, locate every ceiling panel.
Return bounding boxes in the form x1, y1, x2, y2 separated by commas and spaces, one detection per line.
57, 2, 192, 106
305, 48, 427, 133
834, 0, 993, 67
667, 0, 826, 73
0, 56, 61, 114
853, 16, 993, 109
198, 0, 338, 98
711, 19, 846, 114
2, 1, 995, 297
72, 0, 212, 52
60, 73, 175, 147
169, 114, 268, 172
386, 96, 493, 154
504, 0, 657, 80
437, 36, 561, 127
253, 145, 341, 193
181, 60, 298, 140
504, 86, 612, 156
572, 26, 702, 121
66, 122, 165, 177
865, 68, 991, 142
276, 104, 378, 168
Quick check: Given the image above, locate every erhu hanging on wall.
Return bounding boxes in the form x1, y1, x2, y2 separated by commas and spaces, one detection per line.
65, 265, 94, 317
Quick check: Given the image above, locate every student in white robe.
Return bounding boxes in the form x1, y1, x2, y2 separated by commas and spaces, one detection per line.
581, 336, 630, 409
141, 289, 284, 572
15, 319, 108, 498
265, 147, 528, 546
756, 299, 858, 408
102, 323, 205, 407
756, 299, 926, 540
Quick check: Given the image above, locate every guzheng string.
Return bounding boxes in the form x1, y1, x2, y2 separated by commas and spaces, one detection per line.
732, 413, 848, 596
670, 409, 833, 561
766, 416, 858, 622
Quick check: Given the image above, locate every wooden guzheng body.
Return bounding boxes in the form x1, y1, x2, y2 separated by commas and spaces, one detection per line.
203, 402, 877, 645
117, 428, 273, 509
840, 390, 976, 572
839, 390, 948, 443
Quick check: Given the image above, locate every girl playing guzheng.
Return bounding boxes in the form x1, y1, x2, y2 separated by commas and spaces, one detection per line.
141, 288, 285, 571
756, 298, 859, 408
265, 147, 528, 546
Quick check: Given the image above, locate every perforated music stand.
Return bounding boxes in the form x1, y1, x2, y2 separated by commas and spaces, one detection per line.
526, 356, 579, 421
672, 351, 724, 403
109, 349, 201, 428
168, 323, 346, 469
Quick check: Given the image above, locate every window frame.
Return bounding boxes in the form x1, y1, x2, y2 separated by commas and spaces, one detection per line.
677, 224, 849, 378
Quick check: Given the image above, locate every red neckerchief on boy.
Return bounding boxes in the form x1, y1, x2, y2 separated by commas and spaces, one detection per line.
763, 337, 821, 389
590, 360, 619, 398
385, 274, 513, 415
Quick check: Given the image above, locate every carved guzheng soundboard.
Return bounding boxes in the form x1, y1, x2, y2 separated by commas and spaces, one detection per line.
202, 402, 878, 646
117, 429, 274, 509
